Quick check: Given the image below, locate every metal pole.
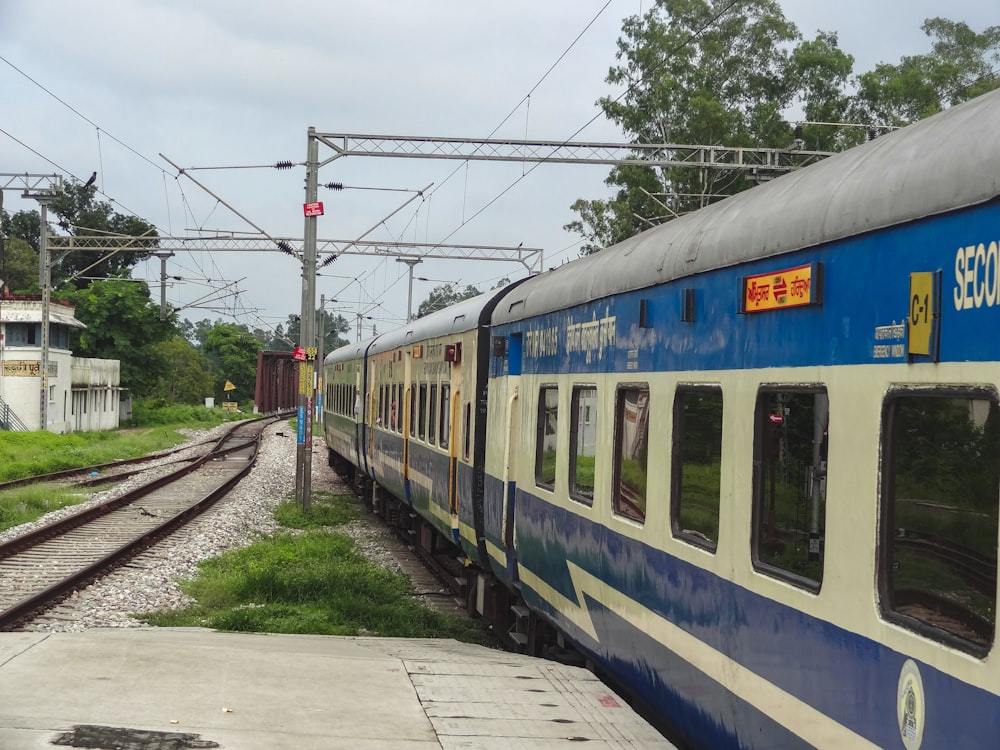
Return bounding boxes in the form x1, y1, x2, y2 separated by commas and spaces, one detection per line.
316, 294, 325, 422
396, 257, 422, 322
156, 252, 175, 321
297, 128, 319, 511
39, 200, 50, 432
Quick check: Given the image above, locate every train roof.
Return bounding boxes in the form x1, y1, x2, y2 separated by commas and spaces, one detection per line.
368, 285, 515, 355
493, 87, 1000, 324
324, 335, 379, 366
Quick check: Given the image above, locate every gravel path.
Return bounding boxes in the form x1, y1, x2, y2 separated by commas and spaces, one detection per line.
6, 420, 427, 631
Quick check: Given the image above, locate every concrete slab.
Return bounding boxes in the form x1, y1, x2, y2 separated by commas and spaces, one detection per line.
0, 628, 676, 749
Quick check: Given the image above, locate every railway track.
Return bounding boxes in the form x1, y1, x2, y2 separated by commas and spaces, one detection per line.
0, 417, 278, 630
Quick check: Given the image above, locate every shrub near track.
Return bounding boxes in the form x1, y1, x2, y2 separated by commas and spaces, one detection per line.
142, 492, 495, 645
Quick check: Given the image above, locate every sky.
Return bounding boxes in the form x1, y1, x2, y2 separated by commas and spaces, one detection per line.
0, 0, 995, 342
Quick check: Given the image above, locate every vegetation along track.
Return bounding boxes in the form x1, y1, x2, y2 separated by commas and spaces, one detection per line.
0, 417, 279, 630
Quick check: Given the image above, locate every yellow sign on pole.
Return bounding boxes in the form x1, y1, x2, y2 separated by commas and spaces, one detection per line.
223, 380, 236, 392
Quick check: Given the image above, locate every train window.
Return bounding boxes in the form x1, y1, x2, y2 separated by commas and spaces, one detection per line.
418, 384, 427, 441
463, 402, 472, 461
613, 386, 649, 523
569, 386, 597, 505
880, 390, 999, 653
389, 383, 403, 432
672, 386, 723, 551
752, 387, 828, 590
535, 386, 558, 491
429, 385, 438, 446
440, 384, 450, 449
409, 384, 417, 438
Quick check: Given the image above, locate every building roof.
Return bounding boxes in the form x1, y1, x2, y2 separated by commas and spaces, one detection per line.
0, 299, 86, 328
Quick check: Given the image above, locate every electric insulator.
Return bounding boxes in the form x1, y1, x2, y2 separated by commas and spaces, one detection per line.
274, 160, 294, 170
324, 182, 344, 190
320, 253, 338, 269
276, 241, 296, 256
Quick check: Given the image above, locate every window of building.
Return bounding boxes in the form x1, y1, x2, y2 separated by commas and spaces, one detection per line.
613, 385, 649, 523
569, 386, 597, 505
672, 386, 723, 551
880, 390, 999, 653
5, 323, 38, 346
535, 386, 558, 490
752, 387, 829, 590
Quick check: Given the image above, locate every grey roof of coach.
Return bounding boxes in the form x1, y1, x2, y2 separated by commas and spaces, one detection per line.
492, 88, 1000, 325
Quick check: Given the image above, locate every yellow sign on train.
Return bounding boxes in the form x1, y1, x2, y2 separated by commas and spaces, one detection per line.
742, 263, 818, 313
908, 272, 935, 356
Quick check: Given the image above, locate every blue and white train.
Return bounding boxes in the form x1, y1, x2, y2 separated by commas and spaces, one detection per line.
324, 88, 1000, 749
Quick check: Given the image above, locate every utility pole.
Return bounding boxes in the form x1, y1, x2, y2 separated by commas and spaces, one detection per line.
296, 128, 320, 511
154, 252, 175, 320
396, 257, 422, 322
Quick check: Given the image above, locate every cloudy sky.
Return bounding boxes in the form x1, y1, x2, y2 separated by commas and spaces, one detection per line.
1, 0, 994, 340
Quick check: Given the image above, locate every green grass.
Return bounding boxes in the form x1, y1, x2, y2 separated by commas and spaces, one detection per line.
0, 484, 93, 533
0, 404, 250, 529
274, 491, 359, 528
141, 492, 494, 645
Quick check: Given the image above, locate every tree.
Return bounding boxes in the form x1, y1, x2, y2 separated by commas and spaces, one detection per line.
151, 336, 215, 405
2, 209, 41, 257
284, 311, 351, 353
0, 235, 40, 293
8, 181, 159, 287
852, 19, 1000, 126
566, 0, 846, 251
202, 324, 260, 405
416, 284, 481, 318
566, 7, 998, 252
60, 278, 177, 397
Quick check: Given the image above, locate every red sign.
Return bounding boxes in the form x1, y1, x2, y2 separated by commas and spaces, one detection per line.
303, 201, 324, 217
293, 346, 306, 362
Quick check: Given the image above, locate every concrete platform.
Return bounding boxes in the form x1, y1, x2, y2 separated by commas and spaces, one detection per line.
0, 628, 676, 749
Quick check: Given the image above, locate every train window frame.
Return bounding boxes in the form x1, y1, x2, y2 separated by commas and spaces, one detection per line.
535, 385, 558, 491
429, 384, 438, 446
878, 386, 999, 656
671, 384, 723, 552
463, 402, 472, 462
409, 384, 417, 438
440, 384, 450, 449
569, 385, 597, 506
751, 384, 829, 593
612, 384, 650, 524
418, 383, 427, 441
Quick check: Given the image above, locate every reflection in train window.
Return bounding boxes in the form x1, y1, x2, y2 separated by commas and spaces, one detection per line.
881, 391, 999, 653
752, 387, 828, 590
570, 386, 597, 505
672, 386, 723, 551
613, 386, 649, 523
535, 386, 558, 490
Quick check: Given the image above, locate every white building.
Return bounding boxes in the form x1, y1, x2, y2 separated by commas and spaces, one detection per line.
0, 295, 124, 433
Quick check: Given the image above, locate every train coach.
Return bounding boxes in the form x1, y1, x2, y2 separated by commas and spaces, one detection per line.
326, 87, 1000, 749
324, 289, 519, 582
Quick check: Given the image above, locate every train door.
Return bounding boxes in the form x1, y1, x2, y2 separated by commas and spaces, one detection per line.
500, 332, 522, 578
